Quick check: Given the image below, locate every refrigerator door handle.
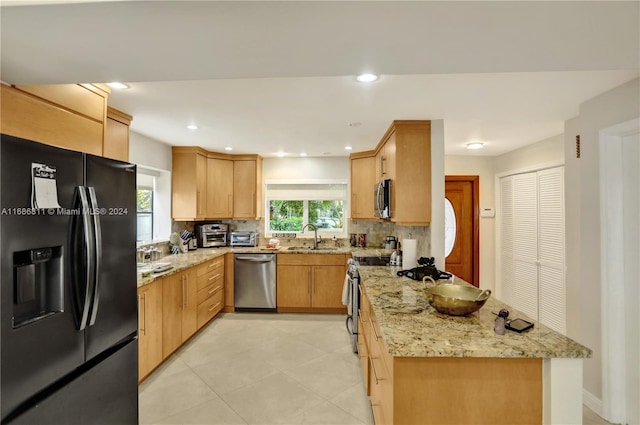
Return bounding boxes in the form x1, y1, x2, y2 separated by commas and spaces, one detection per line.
76, 186, 95, 331
87, 187, 102, 326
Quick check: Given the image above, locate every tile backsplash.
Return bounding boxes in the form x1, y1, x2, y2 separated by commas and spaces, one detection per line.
170, 219, 430, 257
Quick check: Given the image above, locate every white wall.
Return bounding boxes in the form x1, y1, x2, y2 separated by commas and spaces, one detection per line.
566, 77, 640, 402
129, 131, 172, 171
263, 157, 349, 180
129, 131, 173, 241
444, 155, 495, 291
564, 118, 581, 345
494, 134, 564, 175
431, 120, 445, 269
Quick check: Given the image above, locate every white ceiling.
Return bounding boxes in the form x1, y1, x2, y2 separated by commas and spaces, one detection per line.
1, 1, 638, 157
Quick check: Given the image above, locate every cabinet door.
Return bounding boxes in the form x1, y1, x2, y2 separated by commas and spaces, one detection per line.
233, 159, 258, 219
1, 84, 104, 156
391, 121, 431, 225
161, 273, 183, 358
181, 268, 198, 342
138, 281, 163, 381
351, 156, 376, 220
103, 107, 132, 162
206, 157, 234, 218
311, 265, 346, 308
276, 265, 311, 307
196, 154, 207, 219
172, 151, 207, 220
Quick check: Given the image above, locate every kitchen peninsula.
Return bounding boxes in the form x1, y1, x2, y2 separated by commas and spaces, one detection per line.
357, 266, 591, 425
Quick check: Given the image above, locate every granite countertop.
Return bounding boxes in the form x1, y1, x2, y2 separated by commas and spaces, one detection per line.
358, 265, 592, 359
137, 245, 375, 287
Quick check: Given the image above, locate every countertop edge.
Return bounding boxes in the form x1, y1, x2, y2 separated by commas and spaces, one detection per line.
358, 266, 593, 360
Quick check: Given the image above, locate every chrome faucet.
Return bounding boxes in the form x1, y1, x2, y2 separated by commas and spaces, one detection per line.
301, 223, 320, 249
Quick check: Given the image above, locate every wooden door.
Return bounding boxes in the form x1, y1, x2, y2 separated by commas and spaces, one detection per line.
445, 176, 479, 286
276, 265, 311, 307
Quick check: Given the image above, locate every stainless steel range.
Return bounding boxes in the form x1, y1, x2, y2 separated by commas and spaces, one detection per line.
345, 255, 391, 352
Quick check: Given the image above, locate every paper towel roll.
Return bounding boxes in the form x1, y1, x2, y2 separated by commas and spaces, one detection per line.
402, 239, 417, 270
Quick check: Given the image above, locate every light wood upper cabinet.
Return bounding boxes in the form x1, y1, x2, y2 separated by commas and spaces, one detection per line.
233, 156, 263, 219
350, 155, 376, 220
138, 280, 163, 382
1, 84, 106, 156
206, 156, 234, 219
172, 147, 208, 221
390, 121, 431, 225
104, 107, 132, 162
350, 120, 431, 226
171, 147, 263, 221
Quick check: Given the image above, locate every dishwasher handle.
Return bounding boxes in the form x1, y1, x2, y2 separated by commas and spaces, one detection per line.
235, 256, 274, 263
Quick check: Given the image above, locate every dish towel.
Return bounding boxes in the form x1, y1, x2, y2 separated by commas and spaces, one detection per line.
341, 274, 352, 315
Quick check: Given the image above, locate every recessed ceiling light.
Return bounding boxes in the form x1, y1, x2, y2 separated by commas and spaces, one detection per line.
107, 82, 129, 89
466, 142, 485, 150
275, 152, 286, 158
300, 153, 307, 157
187, 124, 198, 130
224, 146, 233, 151
356, 73, 378, 83
345, 146, 353, 150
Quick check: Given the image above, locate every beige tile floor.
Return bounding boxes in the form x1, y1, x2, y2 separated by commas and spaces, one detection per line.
140, 312, 612, 425
139, 313, 373, 425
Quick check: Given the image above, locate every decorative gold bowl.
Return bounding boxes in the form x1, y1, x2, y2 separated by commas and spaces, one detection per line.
423, 283, 491, 316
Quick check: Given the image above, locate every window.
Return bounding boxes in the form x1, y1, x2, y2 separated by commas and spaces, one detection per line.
265, 181, 347, 236
136, 173, 154, 242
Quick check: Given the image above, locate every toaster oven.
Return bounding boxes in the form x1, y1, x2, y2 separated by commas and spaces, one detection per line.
230, 231, 257, 247
195, 224, 228, 247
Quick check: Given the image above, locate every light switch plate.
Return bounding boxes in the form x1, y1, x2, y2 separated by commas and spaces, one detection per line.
480, 208, 495, 218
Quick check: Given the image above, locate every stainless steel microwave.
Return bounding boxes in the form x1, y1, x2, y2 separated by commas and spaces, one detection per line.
374, 179, 391, 219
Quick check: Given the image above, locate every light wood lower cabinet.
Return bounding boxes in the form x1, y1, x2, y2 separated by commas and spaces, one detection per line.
195, 256, 225, 329
161, 269, 198, 358
359, 290, 543, 425
138, 280, 163, 382
276, 254, 347, 313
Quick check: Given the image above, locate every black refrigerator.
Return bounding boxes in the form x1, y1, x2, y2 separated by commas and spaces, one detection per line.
0, 134, 138, 424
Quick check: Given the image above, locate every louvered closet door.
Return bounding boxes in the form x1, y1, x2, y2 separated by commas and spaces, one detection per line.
500, 178, 515, 305
498, 167, 566, 334
537, 168, 566, 334
511, 173, 539, 320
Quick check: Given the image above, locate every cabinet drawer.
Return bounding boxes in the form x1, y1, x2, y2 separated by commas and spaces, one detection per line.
197, 290, 223, 328
357, 316, 370, 395
277, 253, 346, 266
196, 268, 224, 292
197, 279, 224, 305
196, 257, 225, 277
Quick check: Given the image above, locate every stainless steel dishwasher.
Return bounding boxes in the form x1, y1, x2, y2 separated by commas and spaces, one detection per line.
234, 253, 277, 311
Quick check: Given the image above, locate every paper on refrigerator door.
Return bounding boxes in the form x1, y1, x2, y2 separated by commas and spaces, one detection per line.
31, 163, 61, 209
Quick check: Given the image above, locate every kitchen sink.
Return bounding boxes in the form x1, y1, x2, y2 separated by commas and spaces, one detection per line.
286, 246, 339, 251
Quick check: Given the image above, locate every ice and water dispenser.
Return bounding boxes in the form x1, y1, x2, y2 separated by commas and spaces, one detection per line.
12, 246, 63, 328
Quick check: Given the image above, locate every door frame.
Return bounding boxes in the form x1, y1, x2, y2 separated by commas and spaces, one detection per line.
445, 175, 480, 286
599, 118, 640, 424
